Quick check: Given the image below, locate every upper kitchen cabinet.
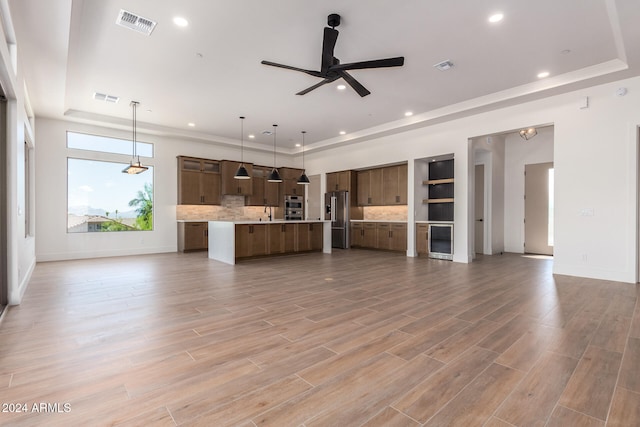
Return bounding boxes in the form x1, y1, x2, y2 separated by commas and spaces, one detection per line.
246, 166, 279, 206
221, 160, 254, 196
280, 167, 306, 196
326, 170, 356, 193
382, 164, 408, 205
357, 168, 383, 206
177, 156, 221, 205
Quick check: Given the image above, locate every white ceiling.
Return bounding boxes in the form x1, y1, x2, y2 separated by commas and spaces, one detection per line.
7, 0, 640, 153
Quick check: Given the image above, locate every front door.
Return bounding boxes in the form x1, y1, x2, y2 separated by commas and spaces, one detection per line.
524, 162, 554, 255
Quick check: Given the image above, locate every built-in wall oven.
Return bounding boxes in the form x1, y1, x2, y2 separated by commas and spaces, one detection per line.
285, 195, 304, 220
428, 223, 453, 260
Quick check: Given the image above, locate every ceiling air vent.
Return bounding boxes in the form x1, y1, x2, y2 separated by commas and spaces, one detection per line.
93, 92, 119, 103
434, 60, 454, 71
116, 9, 157, 36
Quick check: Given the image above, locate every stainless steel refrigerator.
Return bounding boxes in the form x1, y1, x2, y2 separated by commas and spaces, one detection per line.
325, 190, 350, 248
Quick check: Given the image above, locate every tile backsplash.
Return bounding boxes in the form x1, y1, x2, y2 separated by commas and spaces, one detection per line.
363, 205, 408, 221
176, 196, 272, 221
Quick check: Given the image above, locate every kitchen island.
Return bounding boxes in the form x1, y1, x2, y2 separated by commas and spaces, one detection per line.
208, 220, 331, 265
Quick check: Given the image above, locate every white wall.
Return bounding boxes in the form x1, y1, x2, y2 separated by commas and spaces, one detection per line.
0, 6, 37, 304
503, 126, 554, 253
305, 76, 640, 282
35, 118, 296, 261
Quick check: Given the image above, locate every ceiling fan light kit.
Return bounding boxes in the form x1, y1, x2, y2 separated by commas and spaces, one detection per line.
261, 13, 404, 97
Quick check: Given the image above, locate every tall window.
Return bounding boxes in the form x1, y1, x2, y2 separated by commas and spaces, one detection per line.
67, 132, 153, 233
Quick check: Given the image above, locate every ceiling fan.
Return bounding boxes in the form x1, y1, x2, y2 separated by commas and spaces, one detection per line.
261, 13, 404, 97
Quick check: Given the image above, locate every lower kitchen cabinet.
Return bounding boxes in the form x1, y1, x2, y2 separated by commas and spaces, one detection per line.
235, 224, 268, 258
416, 223, 429, 255
350, 221, 407, 252
234, 222, 324, 260
178, 222, 208, 252
268, 223, 296, 254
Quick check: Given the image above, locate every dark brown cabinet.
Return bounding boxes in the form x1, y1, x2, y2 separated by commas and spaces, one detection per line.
221, 160, 254, 196
280, 167, 306, 196
177, 157, 221, 205
383, 164, 408, 205
177, 222, 208, 252
326, 170, 356, 192
351, 221, 406, 252
235, 224, 267, 258
268, 223, 296, 254
246, 166, 279, 206
357, 168, 383, 206
416, 223, 429, 255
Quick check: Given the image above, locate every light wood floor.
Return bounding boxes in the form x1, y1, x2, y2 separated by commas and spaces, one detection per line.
1, 250, 639, 426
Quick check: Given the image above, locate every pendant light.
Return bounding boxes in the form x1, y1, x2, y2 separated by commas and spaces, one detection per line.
122, 101, 148, 174
297, 130, 310, 184
234, 116, 250, 179
267, 124, 282, 182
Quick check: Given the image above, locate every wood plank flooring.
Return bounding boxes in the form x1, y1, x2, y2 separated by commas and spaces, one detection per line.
0, 250, 638, 426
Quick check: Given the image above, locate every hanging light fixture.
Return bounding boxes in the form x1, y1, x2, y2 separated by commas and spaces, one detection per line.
234, 116, 250, 179
122, 101, 148, 174
297, 130, 310, 185
519, 127, 537, 140
267, 124, 282, 182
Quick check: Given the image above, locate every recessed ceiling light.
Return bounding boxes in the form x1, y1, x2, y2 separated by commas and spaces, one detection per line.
488, 13, 504, 23
337, 84, 346, 90
173, 16, 189, 27
560, 49, 571, 55
339, 131, 346, 135
248, 134, 255, 139
187, 122, 195, 127
295, 143, 301, 147
405, 111, 413, 117
537, 71, 550, 78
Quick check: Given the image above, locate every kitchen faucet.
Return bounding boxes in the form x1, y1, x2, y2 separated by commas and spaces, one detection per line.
264, 205, 272, 221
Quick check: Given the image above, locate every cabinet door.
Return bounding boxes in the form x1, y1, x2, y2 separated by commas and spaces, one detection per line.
390, 223, 407, 252
221, 161, 253, 195
178, 222, 208, 252
362, 223, 377, 248
309, 223, 323, 251
357, 171, 371, 206
397, 164, 408, 204
369, 169, 383, 205
265, 178, 280, 206
351, 223, 363, 247
297, 223, 311, 252
416, 224, 429, 255
250, 224, 267, 256
376, 223, 391, 250
326, 172, 339, 192
235, 225, 252, 258
283, 223, 296, 252
179, 170, 202, 204
201, 172, 221, 205
268, 223, 283, 254
382, 166, 399, 205
337, 171, 351, 192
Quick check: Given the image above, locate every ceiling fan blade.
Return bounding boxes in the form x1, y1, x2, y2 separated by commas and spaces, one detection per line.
330, 56, 405, 72
261, 60, 324, 78
321, 27, 339, 74
339, 71, 371, 97
296, 76, 340, 96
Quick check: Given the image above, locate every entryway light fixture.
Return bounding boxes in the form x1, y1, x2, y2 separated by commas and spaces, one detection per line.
267, 124, 282, 182
122, 101, 148, 174
297, 131, 310, 185
519, 127, 537, 140
234, 116, 250, 179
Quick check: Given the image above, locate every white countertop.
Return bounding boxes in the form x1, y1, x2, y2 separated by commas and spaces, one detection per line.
350, 220, 407, 223
208, 219, 328, 225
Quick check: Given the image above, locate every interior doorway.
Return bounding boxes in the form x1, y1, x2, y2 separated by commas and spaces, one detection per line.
307, 174, 322, 220
524, 162, 554, 255
474, 164, 485, 255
